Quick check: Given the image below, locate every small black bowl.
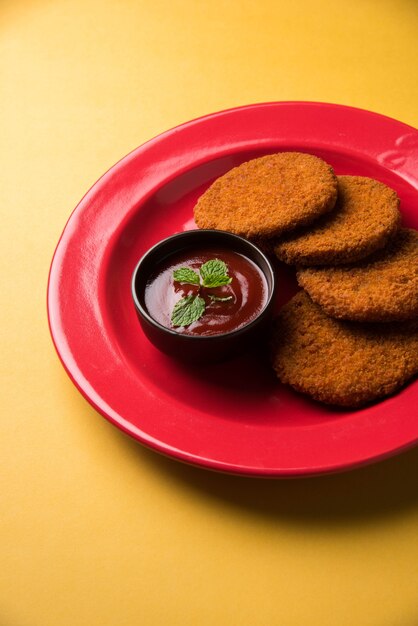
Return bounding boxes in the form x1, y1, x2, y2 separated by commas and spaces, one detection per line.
131, 229, 277, 363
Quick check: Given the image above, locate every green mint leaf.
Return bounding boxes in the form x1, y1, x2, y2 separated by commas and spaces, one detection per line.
200, 259, 228, 280
208, 295, 233, 302
171, 295, 205, 327
202, 274, 232, 288
200, 258, 232, 288
173, 267, 200, 285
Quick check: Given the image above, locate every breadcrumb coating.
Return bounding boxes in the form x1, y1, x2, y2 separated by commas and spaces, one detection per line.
194, 152, 337, 239
297, 228, 418, 322
271, 292, 418, 407
274, 176, 400, 265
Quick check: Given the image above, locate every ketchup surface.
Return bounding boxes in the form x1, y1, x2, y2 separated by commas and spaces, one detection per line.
144, 248, 268, 336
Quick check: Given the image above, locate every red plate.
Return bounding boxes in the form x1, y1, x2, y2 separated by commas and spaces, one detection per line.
48, 102, 418, 476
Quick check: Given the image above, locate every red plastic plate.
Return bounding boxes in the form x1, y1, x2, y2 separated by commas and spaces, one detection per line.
48, 102, 418, 476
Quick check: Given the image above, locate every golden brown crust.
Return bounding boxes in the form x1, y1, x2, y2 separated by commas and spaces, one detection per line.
193, 152, 338, 239
274, 176, 401, 266
271, 292, 418, 407
297, 228, 418, 322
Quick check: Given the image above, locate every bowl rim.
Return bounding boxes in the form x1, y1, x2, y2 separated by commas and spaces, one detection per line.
131, 229, 277, 341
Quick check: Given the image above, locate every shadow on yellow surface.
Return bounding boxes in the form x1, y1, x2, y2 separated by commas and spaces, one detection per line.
111, 412, 418, 526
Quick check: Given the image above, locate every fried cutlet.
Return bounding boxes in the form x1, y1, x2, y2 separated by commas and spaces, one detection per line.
194, 152, 338, 239
274, 176, 400, 265
297, 228, 418, 322
271, 292, 418, 407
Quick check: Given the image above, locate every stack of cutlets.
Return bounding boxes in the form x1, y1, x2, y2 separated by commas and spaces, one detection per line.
194, 153, 418, 407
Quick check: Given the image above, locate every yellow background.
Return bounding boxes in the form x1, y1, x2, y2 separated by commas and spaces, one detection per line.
1, 1, 418, 624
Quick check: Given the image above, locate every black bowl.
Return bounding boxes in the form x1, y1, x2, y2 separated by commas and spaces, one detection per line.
131, 230, 277, 363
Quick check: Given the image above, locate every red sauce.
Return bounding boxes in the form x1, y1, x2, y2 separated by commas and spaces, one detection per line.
145, 248, 268, 336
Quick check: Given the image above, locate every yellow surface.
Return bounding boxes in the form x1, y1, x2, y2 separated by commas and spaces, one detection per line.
1, 1, 418, 624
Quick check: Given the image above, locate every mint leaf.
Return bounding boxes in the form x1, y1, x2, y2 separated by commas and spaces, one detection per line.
173, 267, 200, 285
171, 295, 205, 327
200, 258, 232, 288
200, 259, 228, 280
208, 295, 233, 302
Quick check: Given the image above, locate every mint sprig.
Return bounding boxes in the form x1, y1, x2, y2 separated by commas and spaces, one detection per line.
171, 258, 233, 327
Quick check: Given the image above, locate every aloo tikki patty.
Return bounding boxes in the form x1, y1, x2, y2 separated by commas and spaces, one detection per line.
271, 292, 418, 407
297, 228, 418, 322
194, 152, 338, 239
274, 176, 400, 265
